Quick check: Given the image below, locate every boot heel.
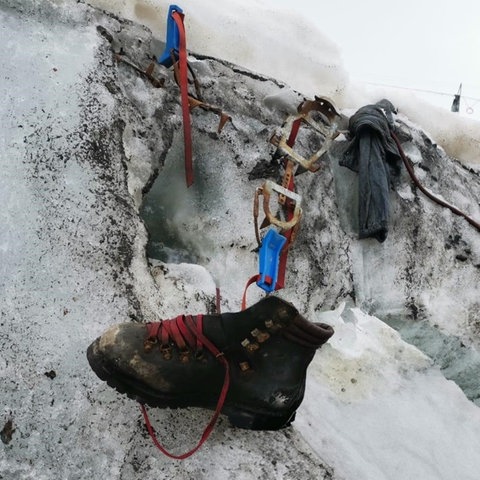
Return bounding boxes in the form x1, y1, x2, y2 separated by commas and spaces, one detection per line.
227, 409, 296, 430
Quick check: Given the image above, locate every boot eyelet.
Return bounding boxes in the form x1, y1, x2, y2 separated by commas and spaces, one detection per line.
160, 344, 172, 360
194, 349, 205, 361
179, 350, 190, 363
246, 342, 260, 353
239, 361, 251, 372
241, 338, 260, 352
143, 337, 158, 353
257, 332, 270, 343
264, 319, 282, 332
251, 329, 270, 343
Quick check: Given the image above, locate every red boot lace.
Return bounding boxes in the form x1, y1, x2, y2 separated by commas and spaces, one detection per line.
139, 314, 230, 460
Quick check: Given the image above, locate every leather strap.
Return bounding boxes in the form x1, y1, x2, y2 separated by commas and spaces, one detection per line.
140, 314, 230, 459
171, 11, 194, 187
275, 117, 302, 290
242, 274, 260, 310
391, 131, 480, 232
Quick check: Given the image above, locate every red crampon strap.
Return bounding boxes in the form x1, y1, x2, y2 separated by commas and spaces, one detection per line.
139, 314, 230, 459
242, 274, 260, 310
287, 118, 302, 148
171, 11, 194, 187
275, 228, 293, 290
275, 117, 302, 290
243, 117, 302, 308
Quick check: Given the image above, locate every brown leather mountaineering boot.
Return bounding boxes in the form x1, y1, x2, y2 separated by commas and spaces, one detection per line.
87, 296, 333, 430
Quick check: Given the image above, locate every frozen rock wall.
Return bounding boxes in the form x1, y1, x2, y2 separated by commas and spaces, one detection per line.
1, 1, 479, 479
0, 1, 335, 478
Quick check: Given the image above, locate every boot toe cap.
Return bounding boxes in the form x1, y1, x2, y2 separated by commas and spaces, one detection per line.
87, 323, 165, 390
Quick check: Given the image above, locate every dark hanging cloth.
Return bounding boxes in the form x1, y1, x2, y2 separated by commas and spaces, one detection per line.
340, 99, 401, 242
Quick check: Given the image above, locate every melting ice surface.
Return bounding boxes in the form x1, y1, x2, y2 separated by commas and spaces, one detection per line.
2, 1, 479, 479
100, 1, 480, 478
299, 305, 480, 480
141, 136, 214, 265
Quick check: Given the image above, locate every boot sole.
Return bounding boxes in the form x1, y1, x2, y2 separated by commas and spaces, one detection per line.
87, 342, 296, 431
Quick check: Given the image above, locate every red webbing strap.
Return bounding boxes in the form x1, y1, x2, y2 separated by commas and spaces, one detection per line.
275, 118, 302, 290
171, 11, 194, 187
140, 314, 230, 459
287, 118, 302, 147
176, 315, 197, 348
275, 228, 293, 290
242, 274, 260, 310
162, 315, 186, 349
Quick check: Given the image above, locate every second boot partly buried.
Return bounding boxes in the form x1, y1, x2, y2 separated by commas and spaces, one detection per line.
87, 296, 334, 430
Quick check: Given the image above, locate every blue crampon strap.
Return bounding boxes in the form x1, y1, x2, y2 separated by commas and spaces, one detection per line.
256, 228, 287, 293
158, 5, 184, 67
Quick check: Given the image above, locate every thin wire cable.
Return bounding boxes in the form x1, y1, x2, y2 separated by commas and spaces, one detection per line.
363, 81, 480, 102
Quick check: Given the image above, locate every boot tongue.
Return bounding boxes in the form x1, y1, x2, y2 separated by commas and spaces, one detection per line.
282, 315, 334, 349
